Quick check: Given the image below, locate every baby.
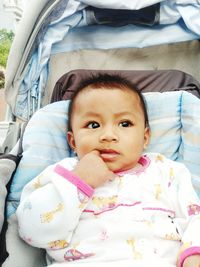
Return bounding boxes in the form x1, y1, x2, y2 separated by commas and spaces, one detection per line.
17, 74, 200, 267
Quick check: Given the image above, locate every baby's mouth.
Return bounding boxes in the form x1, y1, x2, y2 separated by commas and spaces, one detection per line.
99, 149, 119, 161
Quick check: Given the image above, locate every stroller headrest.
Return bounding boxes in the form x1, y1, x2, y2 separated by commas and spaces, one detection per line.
7, 91, 200, 217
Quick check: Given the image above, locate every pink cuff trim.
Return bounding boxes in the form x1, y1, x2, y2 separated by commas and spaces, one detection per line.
54, 164, 94, 197
179, 246, 200, 267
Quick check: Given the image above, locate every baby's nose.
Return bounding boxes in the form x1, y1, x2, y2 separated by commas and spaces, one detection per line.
99, 127, 118, 142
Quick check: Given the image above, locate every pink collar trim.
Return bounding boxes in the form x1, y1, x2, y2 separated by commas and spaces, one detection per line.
115, 155, 150, 176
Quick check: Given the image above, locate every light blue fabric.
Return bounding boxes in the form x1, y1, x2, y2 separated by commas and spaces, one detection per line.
176, 2, 200, 35
15, 1, 86, 120
14, 0, 200, 120
7, 91, 200, 217
79, 0, 163, 10
51, 20, 198, 54
178, 92, 200, 194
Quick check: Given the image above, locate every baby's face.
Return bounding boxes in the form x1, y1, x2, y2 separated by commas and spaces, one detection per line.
68, 88, 150, 172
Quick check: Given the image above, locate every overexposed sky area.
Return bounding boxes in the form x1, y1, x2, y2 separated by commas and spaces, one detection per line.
0, 1, 14, 30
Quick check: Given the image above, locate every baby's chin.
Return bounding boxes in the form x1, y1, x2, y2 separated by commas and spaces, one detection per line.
105, 163, 130, 173
106, 162, 139, 174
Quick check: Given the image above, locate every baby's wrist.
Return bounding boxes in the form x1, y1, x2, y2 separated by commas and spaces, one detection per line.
72, 168, 96, 189
54, 164, 94, 197
182, 255, 200, 267
178, 247, 200, 267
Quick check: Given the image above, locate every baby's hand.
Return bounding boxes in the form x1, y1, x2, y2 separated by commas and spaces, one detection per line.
182, 255, 200, 267
72, 150, 115, 188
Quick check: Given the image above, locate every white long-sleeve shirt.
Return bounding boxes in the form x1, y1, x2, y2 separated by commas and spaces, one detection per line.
16, 153, 200, 266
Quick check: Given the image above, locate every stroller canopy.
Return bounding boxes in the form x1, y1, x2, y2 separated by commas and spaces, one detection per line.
5, 0, 200, 120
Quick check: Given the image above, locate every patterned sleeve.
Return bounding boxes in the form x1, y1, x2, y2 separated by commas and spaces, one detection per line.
170, 162, 200, 267
16, 158, 94, 250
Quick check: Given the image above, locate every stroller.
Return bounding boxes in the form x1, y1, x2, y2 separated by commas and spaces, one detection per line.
0, 1, 200, 266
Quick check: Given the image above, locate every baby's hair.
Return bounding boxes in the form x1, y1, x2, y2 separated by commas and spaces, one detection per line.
67, 73, 149, 131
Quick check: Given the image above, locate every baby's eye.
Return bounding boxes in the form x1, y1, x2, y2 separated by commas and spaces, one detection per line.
119, 121, 133, 127
87, 121, 100, 129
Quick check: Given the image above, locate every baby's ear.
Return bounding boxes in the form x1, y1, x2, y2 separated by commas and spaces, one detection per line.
67, 131, 76, 151
144, 127, 150, 149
